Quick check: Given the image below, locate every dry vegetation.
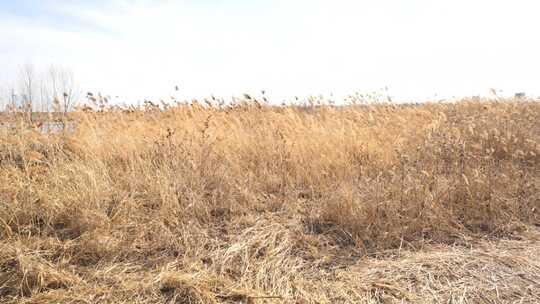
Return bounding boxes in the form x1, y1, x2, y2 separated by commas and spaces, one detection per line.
0, 97, 539, 303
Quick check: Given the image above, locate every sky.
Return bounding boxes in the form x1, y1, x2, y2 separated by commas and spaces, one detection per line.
1, 0, 539, 103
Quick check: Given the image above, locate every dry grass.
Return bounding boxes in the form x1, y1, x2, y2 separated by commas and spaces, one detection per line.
0, 97, 539, 303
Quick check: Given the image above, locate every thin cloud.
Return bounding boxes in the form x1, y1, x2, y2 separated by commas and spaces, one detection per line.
1, 0, 540, 103
0, 0, 115, 34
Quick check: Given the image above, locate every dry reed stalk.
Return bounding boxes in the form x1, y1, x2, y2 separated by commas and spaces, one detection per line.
0, 97, 538, 303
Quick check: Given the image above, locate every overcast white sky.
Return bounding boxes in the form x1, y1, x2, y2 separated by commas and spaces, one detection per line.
1, 0, 539, 103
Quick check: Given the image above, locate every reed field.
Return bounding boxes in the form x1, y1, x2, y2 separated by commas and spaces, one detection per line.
0, 97, 539, 303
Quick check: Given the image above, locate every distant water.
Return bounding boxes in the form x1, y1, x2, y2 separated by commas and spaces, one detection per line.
40, 121, 75, 133
0, 121, 75, 133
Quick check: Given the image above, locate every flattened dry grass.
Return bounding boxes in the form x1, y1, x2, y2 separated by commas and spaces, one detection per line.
0, 97, 539, 303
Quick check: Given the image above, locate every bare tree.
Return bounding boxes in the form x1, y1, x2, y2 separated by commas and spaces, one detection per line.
8, 87, 17, 112
43, 65, 79, 113
59, 67, 78, 112
0, 85, 18, 114
2, 64, 79, 118
18, 63, 40, 121
39, 80, 49, 112
0, 85, 6, 112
